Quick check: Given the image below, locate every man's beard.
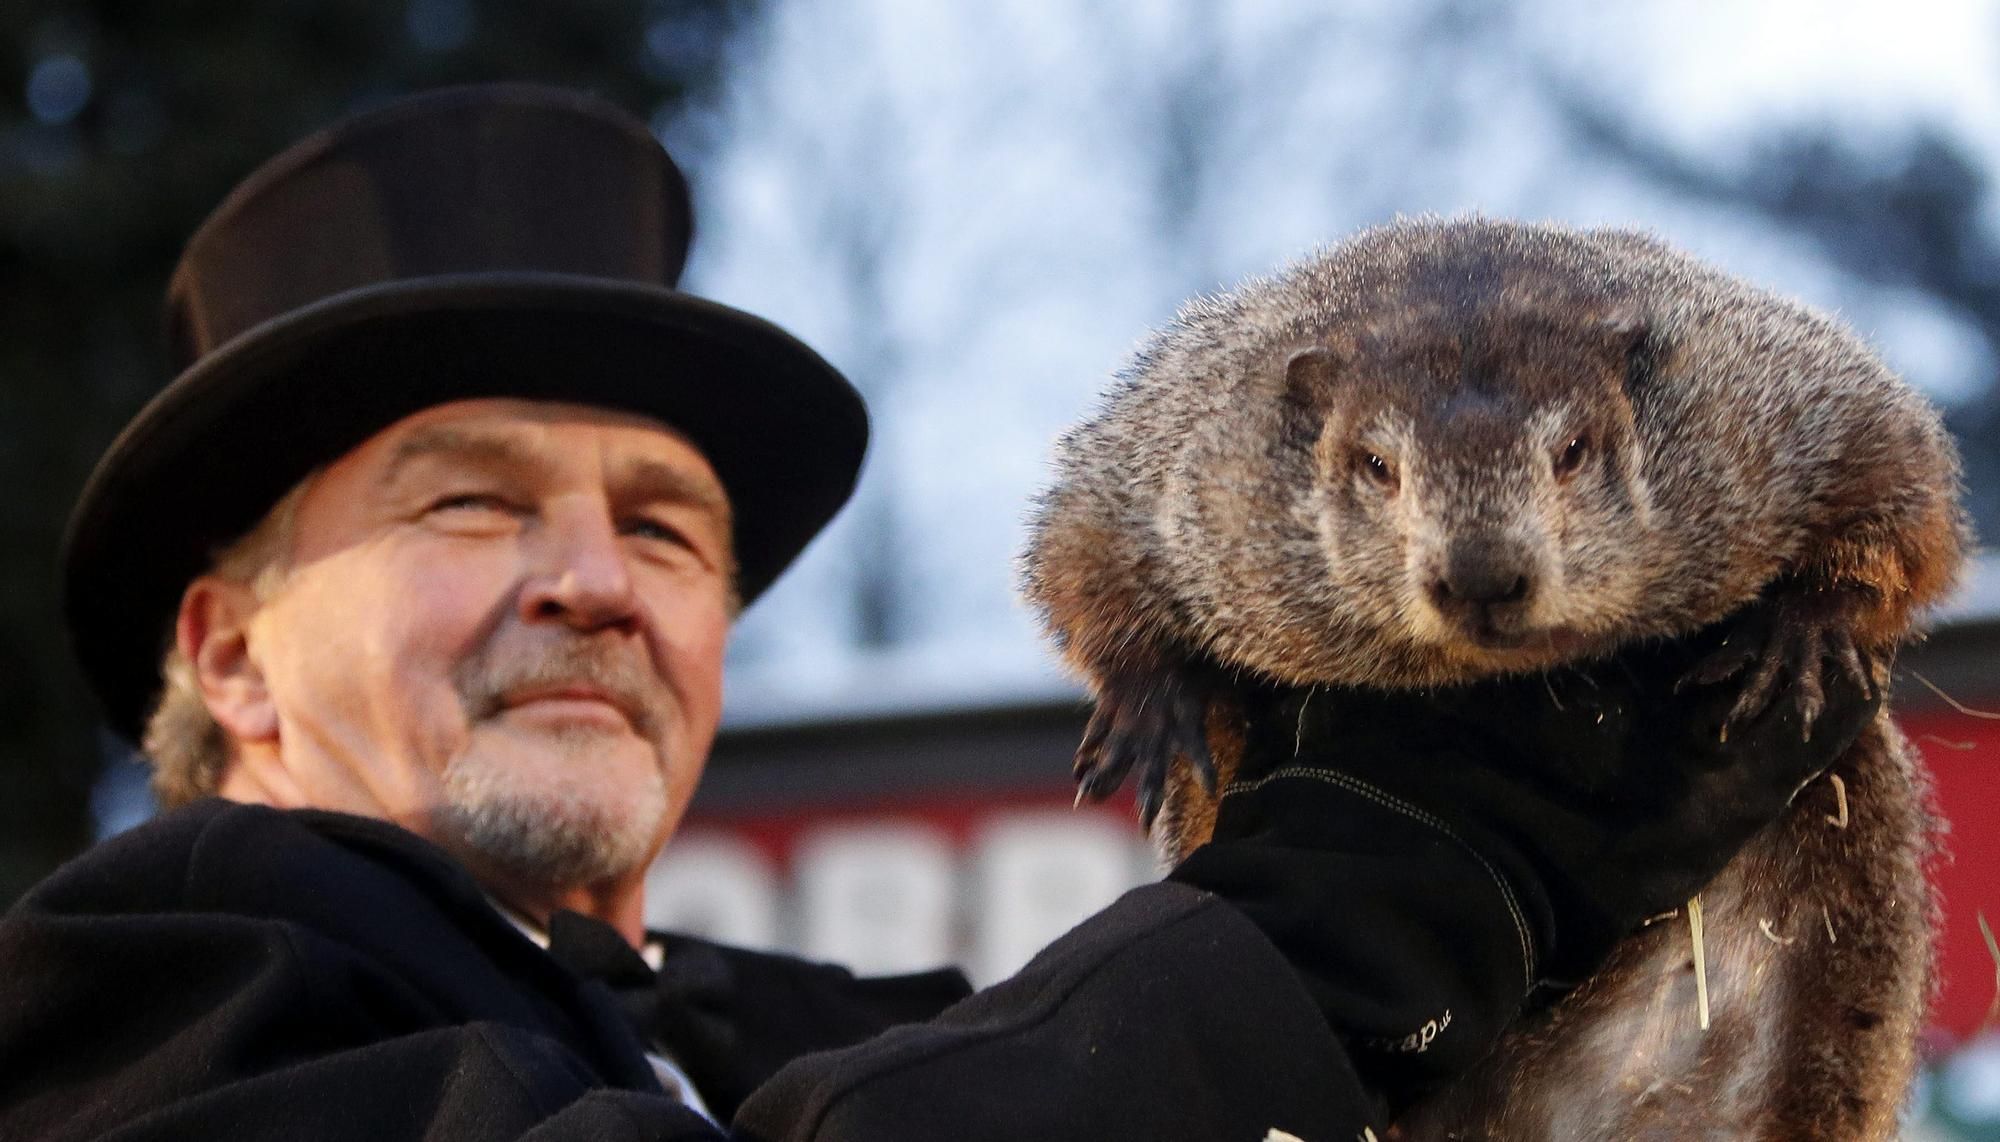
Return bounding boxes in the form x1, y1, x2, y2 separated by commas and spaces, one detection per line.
436, 635, 673, 890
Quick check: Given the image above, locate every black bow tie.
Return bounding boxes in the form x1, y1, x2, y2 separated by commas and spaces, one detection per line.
545, 909, 658, 988
543, 910, 737, 1050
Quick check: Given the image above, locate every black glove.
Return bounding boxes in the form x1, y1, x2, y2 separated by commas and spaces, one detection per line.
1169, 601, 1881, 1107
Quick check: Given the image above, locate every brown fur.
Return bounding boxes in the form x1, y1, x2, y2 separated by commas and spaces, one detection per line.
1022, 217, 1967, 1139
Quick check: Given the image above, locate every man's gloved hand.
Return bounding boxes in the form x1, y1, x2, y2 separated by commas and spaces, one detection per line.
1168, 600, 1881, 1107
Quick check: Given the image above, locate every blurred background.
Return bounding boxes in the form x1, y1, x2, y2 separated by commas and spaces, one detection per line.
7, 0, 2000, 1134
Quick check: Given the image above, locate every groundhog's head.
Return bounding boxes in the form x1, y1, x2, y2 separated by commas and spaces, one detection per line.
1153, 259, 1678, 689
1293, 291, 1666, 681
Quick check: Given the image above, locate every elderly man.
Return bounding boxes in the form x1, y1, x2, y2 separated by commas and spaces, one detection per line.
1, 86, 1872, 1141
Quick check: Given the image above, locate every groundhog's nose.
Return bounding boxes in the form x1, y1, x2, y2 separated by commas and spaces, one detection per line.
1427, 541, 1536, 641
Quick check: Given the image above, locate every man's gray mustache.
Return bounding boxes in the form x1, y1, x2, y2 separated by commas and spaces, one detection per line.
454, 639, 667, 740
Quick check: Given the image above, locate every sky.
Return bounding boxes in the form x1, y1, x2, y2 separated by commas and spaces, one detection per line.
1569, 0, 2000, 143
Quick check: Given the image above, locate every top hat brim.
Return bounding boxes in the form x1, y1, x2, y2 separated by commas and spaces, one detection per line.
64, 271, 868, 742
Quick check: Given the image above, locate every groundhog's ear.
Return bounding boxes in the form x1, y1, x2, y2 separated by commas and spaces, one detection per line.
1282, 344, 1344, 451
1283, 344, 1344, 410
1595, 308, 1660, 392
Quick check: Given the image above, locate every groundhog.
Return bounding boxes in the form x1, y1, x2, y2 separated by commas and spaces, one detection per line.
1020, 216, 1967, 1140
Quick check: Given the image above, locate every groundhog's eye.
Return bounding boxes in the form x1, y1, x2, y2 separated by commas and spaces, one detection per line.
1356, 450, 1399, 491
1554, 435, 1590, 479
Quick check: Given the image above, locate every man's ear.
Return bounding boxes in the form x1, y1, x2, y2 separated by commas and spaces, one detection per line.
177, 577, 279, 743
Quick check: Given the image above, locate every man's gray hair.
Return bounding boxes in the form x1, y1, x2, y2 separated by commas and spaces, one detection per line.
142, 481, 308, 808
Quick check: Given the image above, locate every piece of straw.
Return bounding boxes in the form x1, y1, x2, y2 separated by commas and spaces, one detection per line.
1907, 669, 2000, 719
1825, 774, 1849, 829
1689, 894, 1710, 1031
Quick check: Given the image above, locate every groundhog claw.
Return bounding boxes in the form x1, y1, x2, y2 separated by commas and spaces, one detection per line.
1074, 659, 1219, 828
1682, 588, 1878, 741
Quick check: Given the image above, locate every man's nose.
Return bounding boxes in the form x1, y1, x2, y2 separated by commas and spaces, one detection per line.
519, 503, 641, 632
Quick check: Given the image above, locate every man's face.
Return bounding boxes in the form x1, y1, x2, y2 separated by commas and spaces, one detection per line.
236, 397, 734, 893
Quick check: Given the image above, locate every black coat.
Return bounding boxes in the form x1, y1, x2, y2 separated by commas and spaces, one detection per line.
0, 800, 1377, 1140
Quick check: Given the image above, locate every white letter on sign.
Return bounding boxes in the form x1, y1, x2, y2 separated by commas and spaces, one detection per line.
969, 810, 1150, 985
644, 833, 782, 951
795, 823, 957, 975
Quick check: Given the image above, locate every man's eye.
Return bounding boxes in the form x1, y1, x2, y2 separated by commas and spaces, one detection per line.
627, 517, 690, 546
429, 493, 511, 514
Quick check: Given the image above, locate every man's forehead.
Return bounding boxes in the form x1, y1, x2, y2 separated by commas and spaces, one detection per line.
352, 398, 725, 496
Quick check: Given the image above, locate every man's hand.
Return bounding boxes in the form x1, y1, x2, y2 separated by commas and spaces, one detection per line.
1169, 600, 1881, 1106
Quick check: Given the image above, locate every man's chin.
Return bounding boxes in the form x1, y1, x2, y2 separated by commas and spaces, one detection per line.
436, 740, 669, 891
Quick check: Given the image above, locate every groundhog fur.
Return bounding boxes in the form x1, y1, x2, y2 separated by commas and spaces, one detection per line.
1021, 216, 1967, 1140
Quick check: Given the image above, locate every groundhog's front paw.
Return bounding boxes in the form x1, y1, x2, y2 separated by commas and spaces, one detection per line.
1074, 658, 1219, 828
1679, 585, 1881, 736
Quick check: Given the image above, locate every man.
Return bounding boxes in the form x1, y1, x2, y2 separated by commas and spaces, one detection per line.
1, 85, 1873, 1140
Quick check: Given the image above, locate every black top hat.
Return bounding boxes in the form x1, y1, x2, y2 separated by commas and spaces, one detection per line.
63, 83, 869, 742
